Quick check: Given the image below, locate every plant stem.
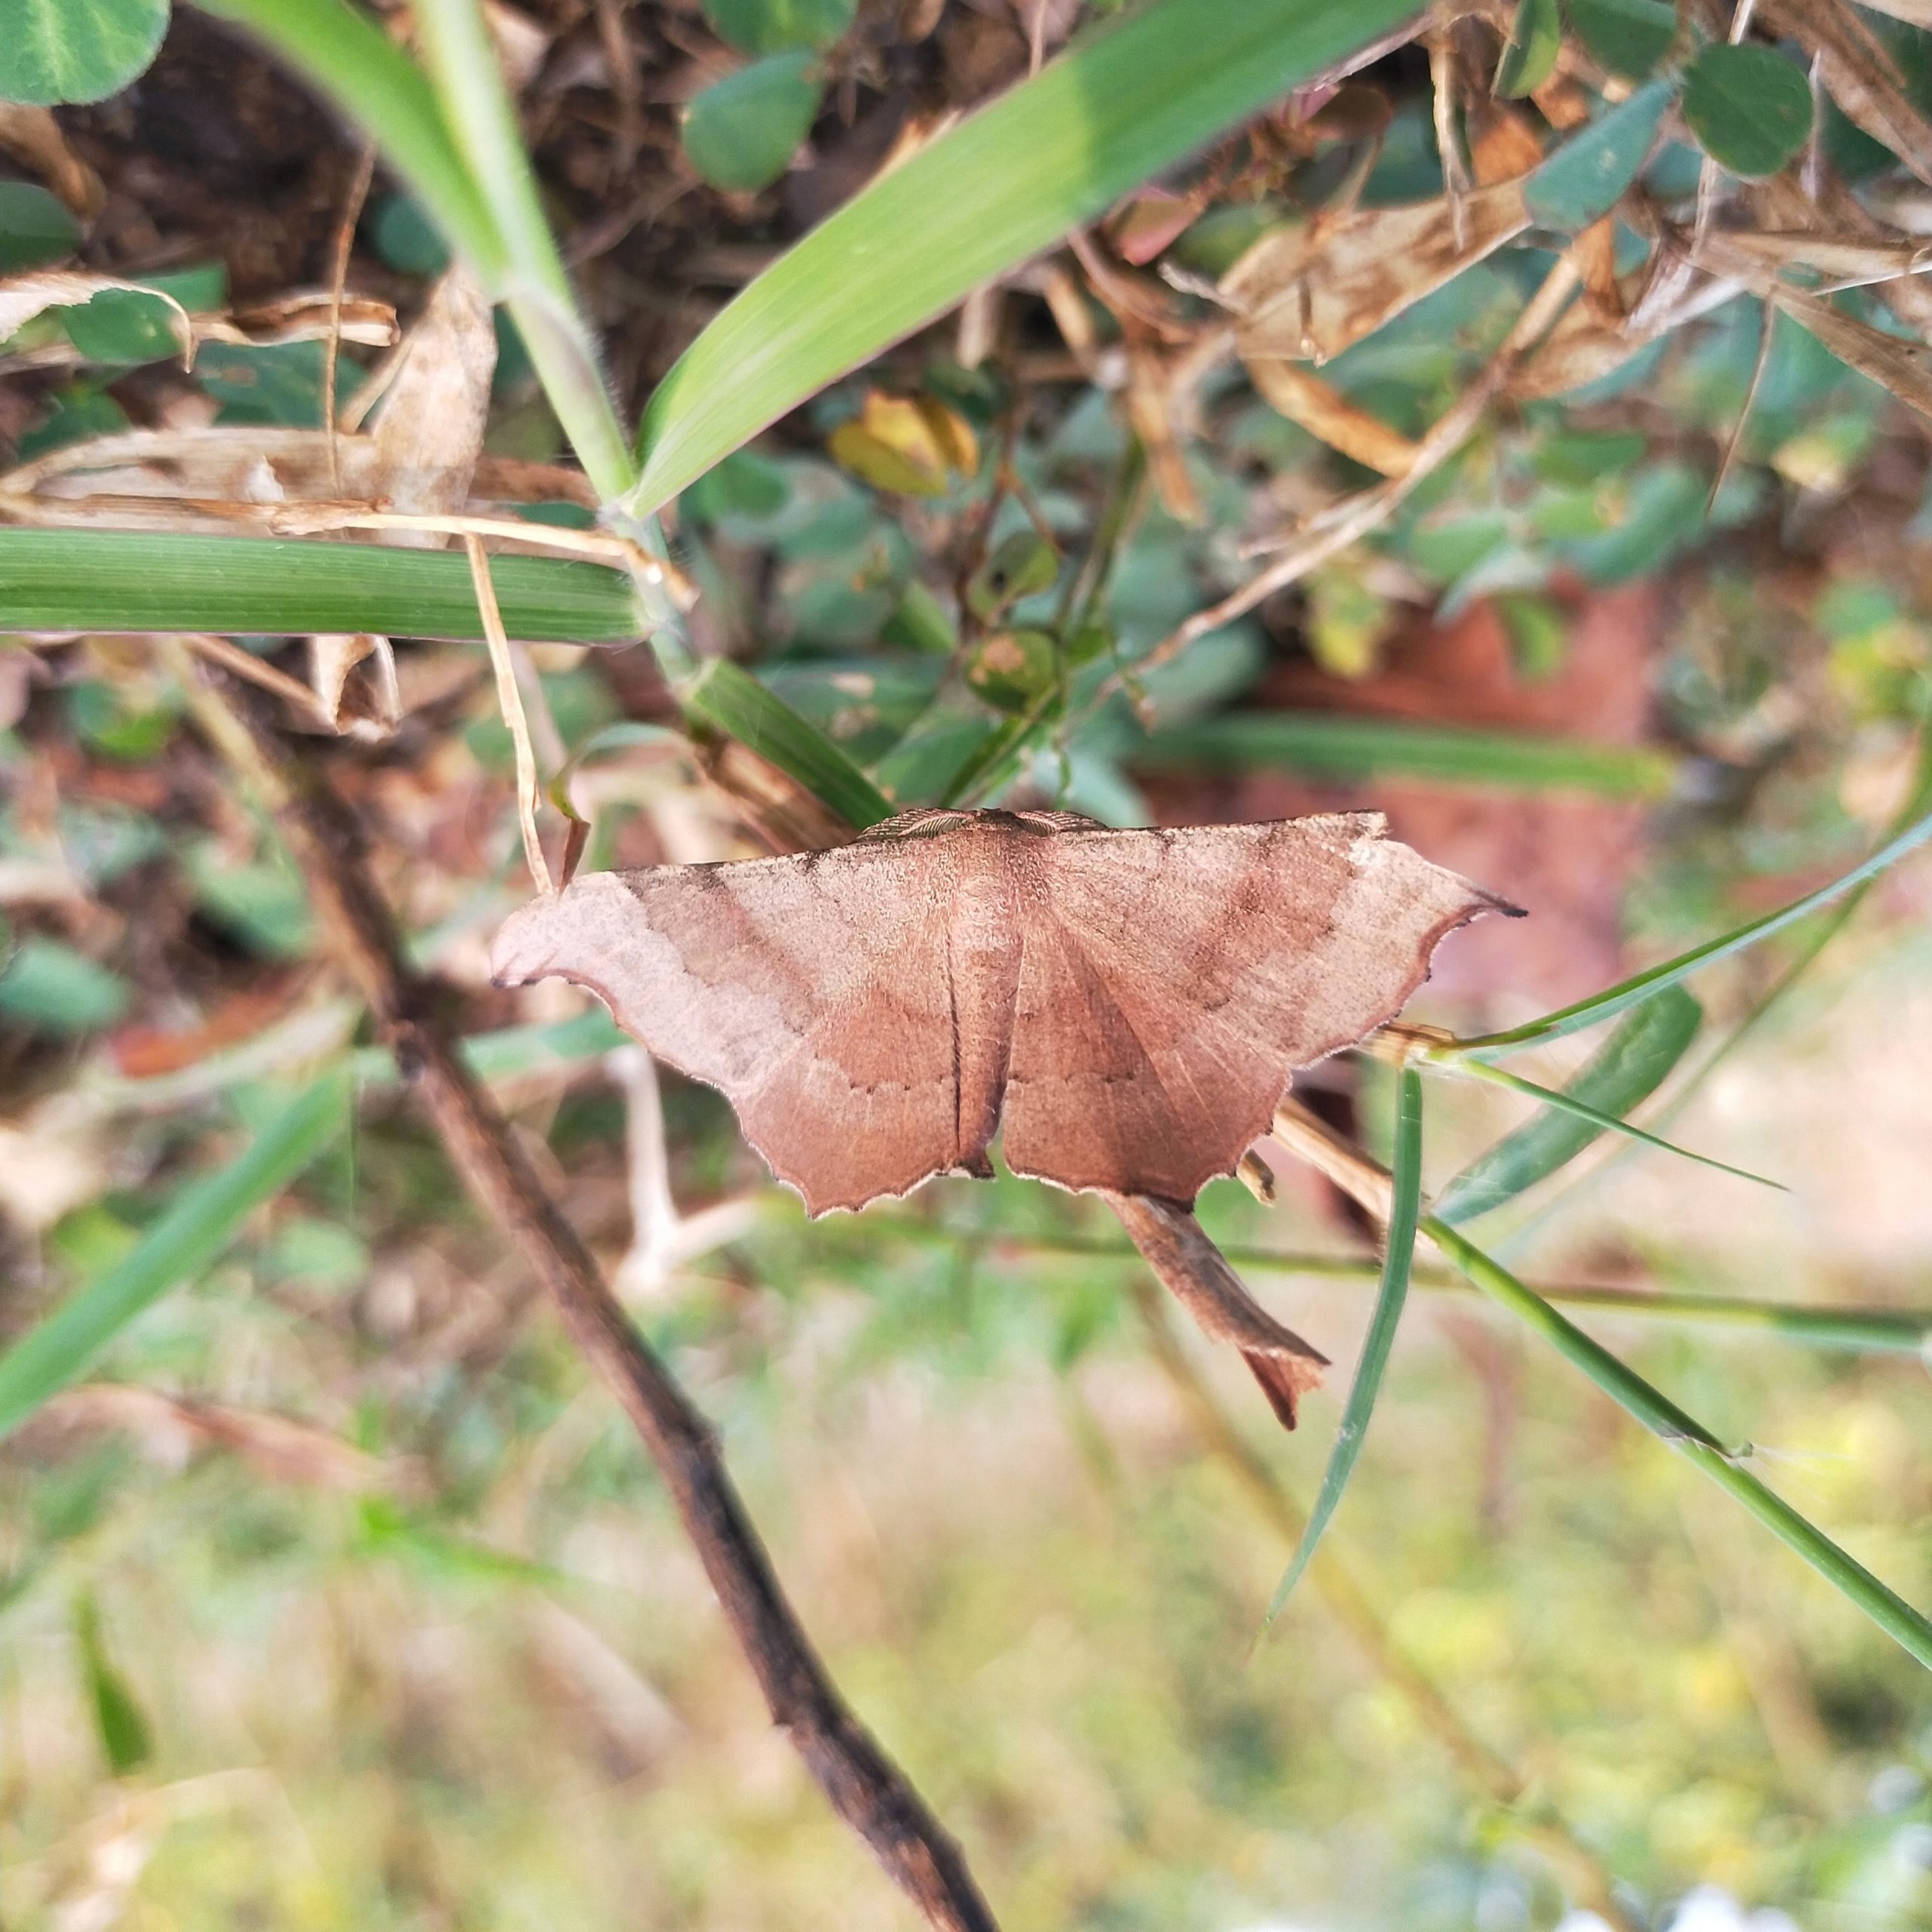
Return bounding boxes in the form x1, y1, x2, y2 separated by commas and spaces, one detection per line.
190, 672, 1001, 1932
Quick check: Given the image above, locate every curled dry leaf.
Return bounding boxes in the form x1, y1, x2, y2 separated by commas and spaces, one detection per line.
489, 806, 1512, 1214
1245, 358, 1420, 476
366, 266, 498, 541
1222, 180, 1532, 365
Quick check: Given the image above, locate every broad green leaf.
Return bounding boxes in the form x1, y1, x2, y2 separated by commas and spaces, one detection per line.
18, 385, 131, 460
679, 657, 894, 829
75, 1595, 154, 1775
0, 0, 169, 105
1428, 1217, 1932, 1672
1496, 0, 1561, 97
626, 0, 1430, 513
1526, 76, 1675, 233
0, 181, 82, 271
1434, 986, 1703, 1221
1459, 808, 1932, 1053
0, 1075, 348, 1443
964, 630, 1059, 713
0, 935, 130, 1033
59, 286, 194, 365
1563, 0, 1676, 78
371, 192, 453, 275
1682, 44, 1814, 180
1266, 1067, 1424, 1624
1138, 711, 1675, 796
704, 0, 855, 54
683, 52, 823, 192
0, 531, 645, 645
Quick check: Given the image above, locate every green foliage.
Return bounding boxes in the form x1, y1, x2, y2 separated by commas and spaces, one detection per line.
703, 0, 855, 55
0, 934, 131, 1033
1434, 987, 1704, 1221
74, 1595, 155, 1775
0, 0, 169, 105
0, 1076, 349, 1442
628, 0, 1432, 512
0, 181, 81, 271
1682, 44, 1815, 180
1495, 0, 1561, 97
1563, 0, 1675, 79
1527, 76, 1676, 232
681, 52, 823, 193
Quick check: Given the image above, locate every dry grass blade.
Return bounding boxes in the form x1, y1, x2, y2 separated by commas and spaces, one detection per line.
466, 532, 552, 894
1764, 0, 1932, 187
1244, 360, 1421, 475
1222, 180, 1532, 365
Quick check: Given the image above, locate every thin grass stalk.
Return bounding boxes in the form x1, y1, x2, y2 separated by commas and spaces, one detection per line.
1426, 1217, 1932, 1672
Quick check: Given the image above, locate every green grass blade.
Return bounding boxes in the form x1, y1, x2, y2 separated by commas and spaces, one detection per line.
409, 0, 635, 500
1458, 808, 1932, 1054
680, 657, 894, 829
1139, 712, 1674, 797
623, 0, 1428, 514
1431, 986, 1762, 1224
0, 530, 645, 645
1426, 1215, 1932, 1672
0, 1074, 349, 1444
1265, 1068, 1425, 1624
1441, 1057, 1781, 1200
187, 0, 506, 285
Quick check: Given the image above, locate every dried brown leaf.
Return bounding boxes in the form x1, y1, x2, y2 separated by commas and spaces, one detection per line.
368, 266, 497, 541
489, 808, 1509, 1215
1767, 283, 1932, 421
1222, 180, 1532, 365
1245, 359, 1421, 475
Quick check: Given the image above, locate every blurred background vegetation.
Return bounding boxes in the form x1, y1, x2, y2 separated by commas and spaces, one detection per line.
4, 0, 1932, 1927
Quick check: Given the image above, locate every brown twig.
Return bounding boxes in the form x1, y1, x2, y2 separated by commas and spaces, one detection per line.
323, 143, 377, 493
192, 672, 1002, 1932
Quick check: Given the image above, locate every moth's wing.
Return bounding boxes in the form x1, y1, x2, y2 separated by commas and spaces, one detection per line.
1003, 814, 1506, 1201
489, 845, 968, 1215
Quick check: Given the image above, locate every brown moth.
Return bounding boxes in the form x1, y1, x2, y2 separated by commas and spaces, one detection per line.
490, 808, 1515, 1216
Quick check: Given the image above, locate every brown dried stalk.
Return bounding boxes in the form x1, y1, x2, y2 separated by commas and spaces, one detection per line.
192, 673, 1001, 1932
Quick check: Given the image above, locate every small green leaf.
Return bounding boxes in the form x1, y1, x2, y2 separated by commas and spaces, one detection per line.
75, 1595, 154, 1775
1563, 0, 1676, 79
57, 287, 190, 366
0, 935, 131, 1034
682, 52, 822, 193
1682, 44, 1814, 180
1266, 1066, 1425, 1625
1527, 76, 1676, 232
0, 0, 169, 105
18, 384, 131, 461
369, 192, 452, 275
197, 339, 357, 427
968, 533, 1059, 620
703, 0, 855, 54
964, 629, 1059, 712
682, 448, 792, 524
1496, 0, 1561, 98
0, 180, 82, 271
